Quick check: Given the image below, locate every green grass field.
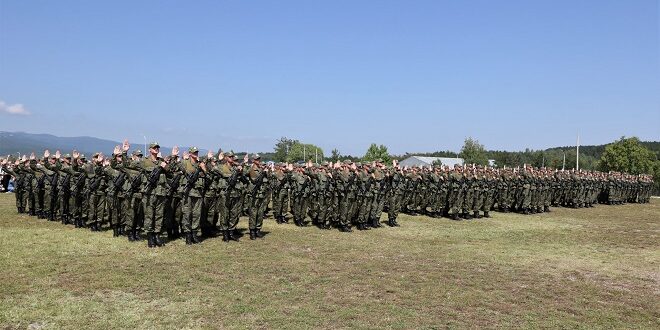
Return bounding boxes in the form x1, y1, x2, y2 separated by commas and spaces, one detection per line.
0, 194, 658, 329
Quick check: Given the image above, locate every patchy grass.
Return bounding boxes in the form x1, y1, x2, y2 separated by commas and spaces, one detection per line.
0, 194, 658, 329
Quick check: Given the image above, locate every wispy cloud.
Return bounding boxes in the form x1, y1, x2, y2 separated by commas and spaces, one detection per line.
0, 100, 31, 115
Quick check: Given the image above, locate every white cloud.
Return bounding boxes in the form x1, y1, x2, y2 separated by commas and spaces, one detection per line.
0, 100, 31, 115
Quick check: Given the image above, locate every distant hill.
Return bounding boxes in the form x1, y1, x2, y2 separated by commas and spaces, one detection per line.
0, 131, 121, 157
0, 131, 258, 159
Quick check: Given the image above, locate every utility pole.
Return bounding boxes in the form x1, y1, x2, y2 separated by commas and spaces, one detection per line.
562, 150, 566, 171
303, 145, 306, 162
315, 148, 318, 164
576, 134, 580, 171
142, 134, 147, 155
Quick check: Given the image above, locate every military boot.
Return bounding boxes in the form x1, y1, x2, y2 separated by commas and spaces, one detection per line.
452, 213, 460, 221
112, 226, 119, 237
222, 230, 230, 242
132, 229, 141, 241
153, 233, 164, 247
192, 231, 202, 244
372, 219, 382, 228
387, 219, 396, 227
484, 211, 491, 218
147, 233, 155, 248
249, 229, 257, 240
229, 229, 240, 242
473, 211, 481, 219
544, 206, 551, 212
255, 229, 265, 238
185, 232, 193, 245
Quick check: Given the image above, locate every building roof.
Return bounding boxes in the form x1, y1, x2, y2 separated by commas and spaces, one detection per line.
399, 156, 495, 168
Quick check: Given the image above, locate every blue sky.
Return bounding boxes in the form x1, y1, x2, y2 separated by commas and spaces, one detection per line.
1, 0, 658, 156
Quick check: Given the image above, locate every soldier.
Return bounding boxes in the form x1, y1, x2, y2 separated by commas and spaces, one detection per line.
290, 163, 310, 227
221, 152, 247, 242
181, 146, 205, 245
140, 142, 179, 248
271, 162, 290, 224
336, 160, 355, 232
315, 163, 334, 229
369, 159, 386, 228
246, 154, 269, 240
447, 165, 465, 220
386, 161, 404, 227
355, 163, 372, 230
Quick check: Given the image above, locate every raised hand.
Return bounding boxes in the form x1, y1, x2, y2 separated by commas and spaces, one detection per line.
218, 150, 224, 161
183, 151, 189, 160
199, 162, 207, 172
72, 150, 79, 159
122, 139, 130, 152
113, 145, 121, 155
55, 150, 61, 159
30, 152, 36, 160
243, 154, 249, 163
172, 146, 179, 157
207, 150, 213, 159
44, 150, 50, 158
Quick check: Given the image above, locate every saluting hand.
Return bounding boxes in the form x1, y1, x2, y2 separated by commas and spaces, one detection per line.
172, 146, 179, 157
122, 139, 130, 152
183, 151, 189, 160
113, 145, 121, 155
44, 150, 50, 158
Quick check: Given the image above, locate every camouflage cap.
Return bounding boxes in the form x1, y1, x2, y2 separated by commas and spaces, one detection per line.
188, 146, 199, 154
226, 151, 236, 158
79, 154, 86, 159
252, 153, 261, 160
343, 160, 353, 165
64, 153, 72, 159
92, 152, 100, 158
149, 142, 160, 149
132, 149, 143, 156
321, 161, 329, 166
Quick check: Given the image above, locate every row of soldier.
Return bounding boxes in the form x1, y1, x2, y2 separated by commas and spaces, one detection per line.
2, 140, 654, 248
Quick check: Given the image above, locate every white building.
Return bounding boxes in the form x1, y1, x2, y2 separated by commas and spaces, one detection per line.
399, 156, 495, 168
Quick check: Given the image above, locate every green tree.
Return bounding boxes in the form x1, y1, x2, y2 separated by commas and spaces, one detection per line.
287, 142, 324, 163
459, 137, 488, 166
329, 148, 341, 162
273, 137, 299, 162
362, 143, 391, 163
598, 137, 658, 175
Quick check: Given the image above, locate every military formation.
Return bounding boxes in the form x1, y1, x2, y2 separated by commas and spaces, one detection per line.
1, 139, 655, 248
